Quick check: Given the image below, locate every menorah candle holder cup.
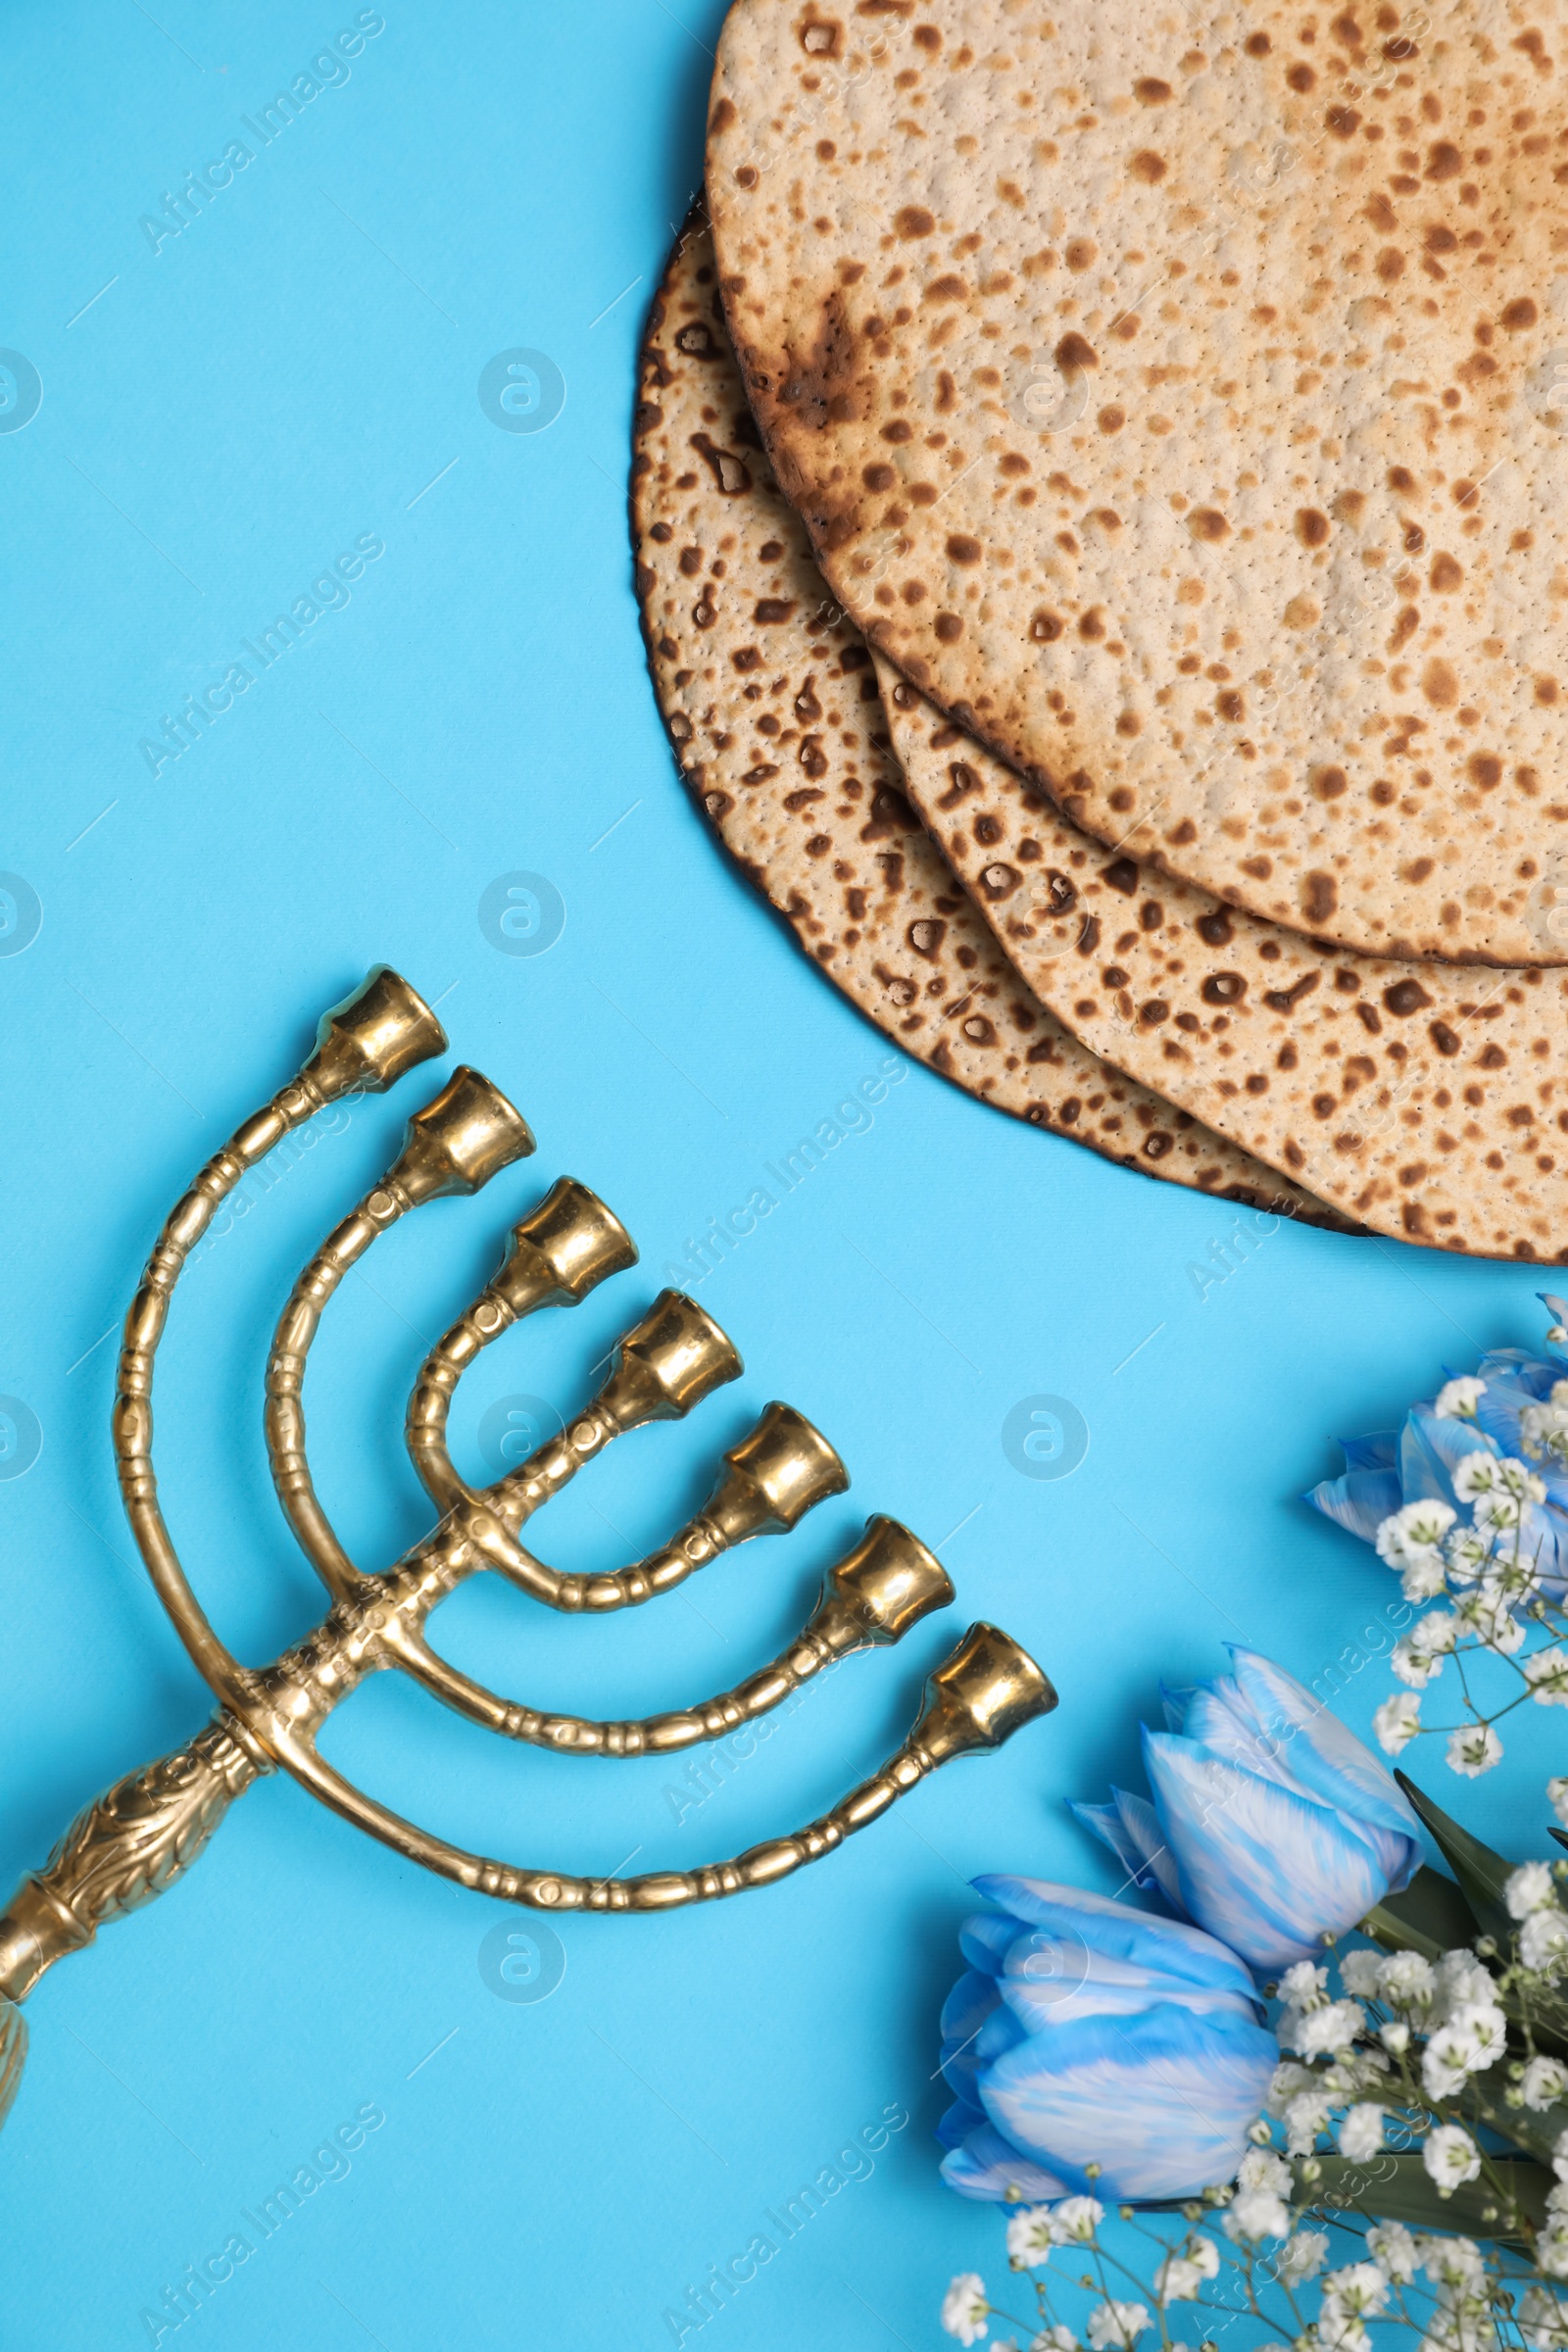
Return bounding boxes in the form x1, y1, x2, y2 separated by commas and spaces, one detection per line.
0, 970, 1059, 2132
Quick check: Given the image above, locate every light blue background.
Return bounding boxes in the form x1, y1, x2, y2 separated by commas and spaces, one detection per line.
0, 6, 1559, 2346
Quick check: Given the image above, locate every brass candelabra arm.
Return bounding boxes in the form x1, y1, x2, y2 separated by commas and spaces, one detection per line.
112, 967, 449, 1713
466, 1388, 850, 1615
381, 1514, 953, 1754
405, 1176, 640, 1514
256, 1622, 1057, 1914
266, 1066, 536, 1602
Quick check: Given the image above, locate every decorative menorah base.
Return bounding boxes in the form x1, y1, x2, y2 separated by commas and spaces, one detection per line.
0, 969, 1056, 2131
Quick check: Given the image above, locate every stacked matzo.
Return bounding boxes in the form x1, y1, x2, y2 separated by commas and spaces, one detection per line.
629, 0, 1568, 1255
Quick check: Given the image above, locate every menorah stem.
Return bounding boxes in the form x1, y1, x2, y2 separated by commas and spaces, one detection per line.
0, 1716, 264, 2003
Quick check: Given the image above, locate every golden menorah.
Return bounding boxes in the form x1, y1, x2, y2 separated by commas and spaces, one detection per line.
0, 969, 1056, 2130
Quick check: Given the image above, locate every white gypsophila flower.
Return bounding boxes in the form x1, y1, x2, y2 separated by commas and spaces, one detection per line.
1264, 2062, 1317, 2120
1404, 1556, 1451, 1603
1222, 2188, 1293, 2243
1529, 1651, 1568, 1708
1422, 2035, 1473, 2102
1542, 2223, 1568, 2282
1380, 2019, 1412, 2056
1488, 1544, 1543, 1599
1374, 1691, 1424, 1753
1415, 1610, 1461, 1656
1424, 2124, 1482, 2189
1381, 1950, 1438, 2011
1434, 1951, 1496, 2014
1550, 1779, 1568, 1827
1554, 2130, 1568, 2185
1322, 2048, 1392, 2100
1393, 1639, 1446, 1689
1279, 2230, 1330, 2284
1153, 2255, 1203, 2303
1031, 2330, 1078, 2352
1286, 1999, 1367, 2060
1366, 2221, 1419, 2284
1508, 1861, 1559, 1918
1048, 2196, 1104, 2245
1423, 2004, 1508, 2100
1239, 2147, 1293, 2198
1452, 1455, 1506, 1504
1085, 2302, 1149, 2350
1005, 2207, 1055, 2269
1285, 2089, 1333, 2154
1499, 1455, 1546, 1503
1473, 1495, 1526, 1543
1338, 1949, 1386, 1998
1338, 2105, 1386, 2163
1280, 1960, 1329, 2006
1452, 1588, 1527, 1653
1523, 2056, 1568, 2110
943, 2274, 990, 2346
1323, 2263, 1391, 2323
1447, 1722, 1504, 1777
1420, 2318, 1495, 2352
1519, 2285, 1568, 2351
1445, 1525, 1495, 1585
1419, 2234, 1487, 2294
1436, 1378, 1487, 1421
1522, 1399, 1568, 1470
1378, 1498, 1458, 1564
1523, 1911, 1568, 1976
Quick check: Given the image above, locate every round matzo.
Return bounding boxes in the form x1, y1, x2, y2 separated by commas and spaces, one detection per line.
631, 218, 1348, 1222
877, 655, 1568, 1256
708, 0, 1568, 967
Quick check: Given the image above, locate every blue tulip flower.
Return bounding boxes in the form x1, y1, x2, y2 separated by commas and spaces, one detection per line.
1073, 1648, 1421, 1973
937, 1878, 1277, 2202
1306, 1293, 1568, 1599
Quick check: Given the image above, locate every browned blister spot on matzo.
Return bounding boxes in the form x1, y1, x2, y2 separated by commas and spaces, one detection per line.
631, 220, 1347, 1221
707, 0, 1568, 969
877, 661, 1568, 1262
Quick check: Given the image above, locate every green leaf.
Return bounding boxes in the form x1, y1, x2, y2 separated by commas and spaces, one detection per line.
1457, 2059, 1568, 2168
1362, 1864, 1479, 1964
1295, 2152, 1550, 2241
1395, 1771, 1516, 1946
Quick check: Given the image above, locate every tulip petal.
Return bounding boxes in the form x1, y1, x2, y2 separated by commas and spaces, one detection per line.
1401, 1405, 1491, 1502
939, 2114, 1072, 2203
980, 2001, 1276, 2202
1179, 1680, 1332, 1813
1112, 1789, 1184, 1911
972, 1877, 1258, 2002
1072, 1789, 1185, 1911
1304, 1465, 1402, 1543
942, 1966, 1002, 2051
1160, 1681, 1194, 1732
959, 1909, 1023, 1977
1479, 1348, 1557, 1397
1227, 1649, 1421, 1844
1143, 1733, 1406, 1969
936, 2093, 987, 2149
999, 1963, 1260, 2035
1339, 1431, 1398, 1473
